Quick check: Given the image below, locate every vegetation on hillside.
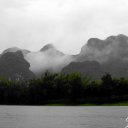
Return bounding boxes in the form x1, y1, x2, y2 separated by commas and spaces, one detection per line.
0, 72, 128, 105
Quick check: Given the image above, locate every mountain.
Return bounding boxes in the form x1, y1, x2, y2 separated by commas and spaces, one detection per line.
2, 47, 30, 56
101, 59, 128, 78
63, 34, 128, 79
76, 34, 128, 62
1, 34, 128, 79
40, 44, 55, 51
0, 44, 74, 78
40, 44, 64, 56
25, 44, 74, 75
0, 51, 34, 80
62, 61, 104, 79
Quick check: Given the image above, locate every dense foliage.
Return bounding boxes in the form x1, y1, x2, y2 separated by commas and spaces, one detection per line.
0, 72, 128, 105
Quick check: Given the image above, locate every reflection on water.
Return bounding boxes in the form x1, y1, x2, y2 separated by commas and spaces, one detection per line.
0, 106, 127, 128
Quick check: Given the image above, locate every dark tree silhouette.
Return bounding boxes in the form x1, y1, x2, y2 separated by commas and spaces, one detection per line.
0, 72, 127, 105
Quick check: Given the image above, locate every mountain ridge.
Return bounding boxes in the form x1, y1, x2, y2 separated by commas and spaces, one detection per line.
1, 34, 128, 79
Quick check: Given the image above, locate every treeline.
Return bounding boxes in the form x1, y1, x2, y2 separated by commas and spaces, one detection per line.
0, 72, 128, 105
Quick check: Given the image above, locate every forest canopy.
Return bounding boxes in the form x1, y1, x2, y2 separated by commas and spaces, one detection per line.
0, 72, 128, 105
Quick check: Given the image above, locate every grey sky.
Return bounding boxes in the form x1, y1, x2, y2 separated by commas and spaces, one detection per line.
0, 0, 128, 54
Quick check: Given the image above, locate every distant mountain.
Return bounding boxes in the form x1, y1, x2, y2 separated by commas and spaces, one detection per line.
0, 51, 34, 80
63, 34, 128, 79
62, 61, 104, 79
1, 34, 128, 79
40, 44, 55, 51
0, 44, 74, 77
2, 47, 30, 56
25, 44, 74, 75
101, 59, 128, 78
76, 34, 128, 62
40, 44, 64, 56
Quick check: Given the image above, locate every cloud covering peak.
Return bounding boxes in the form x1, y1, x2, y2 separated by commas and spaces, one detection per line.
24, 45, 74, 75
40, 44, 55, 51
79, 34, 128, 63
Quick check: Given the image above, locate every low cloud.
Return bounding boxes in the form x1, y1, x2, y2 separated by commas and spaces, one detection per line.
24, 47, 74, 75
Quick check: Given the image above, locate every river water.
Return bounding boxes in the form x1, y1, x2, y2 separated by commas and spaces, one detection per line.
0, 106, 127, 128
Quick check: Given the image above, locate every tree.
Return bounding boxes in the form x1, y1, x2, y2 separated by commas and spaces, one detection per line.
67, 73, 83, 101
101, 73, 113, 97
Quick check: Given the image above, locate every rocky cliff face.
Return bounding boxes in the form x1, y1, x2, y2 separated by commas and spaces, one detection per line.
0, 51, 34, 80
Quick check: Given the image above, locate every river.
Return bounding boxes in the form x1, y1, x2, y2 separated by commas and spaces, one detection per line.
0, 106, 127, 128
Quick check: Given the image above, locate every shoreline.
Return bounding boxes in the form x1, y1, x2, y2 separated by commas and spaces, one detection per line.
0, 101, 128, 106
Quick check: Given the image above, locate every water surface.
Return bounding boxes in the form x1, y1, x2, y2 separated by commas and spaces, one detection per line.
0, 106, 127, 128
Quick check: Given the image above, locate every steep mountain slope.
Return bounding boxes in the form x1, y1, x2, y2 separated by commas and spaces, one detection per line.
63, 34, 128, 78
62, 61, 104, 79
0, 51, 34, 80
1, 34, 128, 79
77, 34, 128, 62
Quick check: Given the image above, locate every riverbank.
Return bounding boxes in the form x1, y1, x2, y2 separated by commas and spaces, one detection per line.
44, 101, 128, 106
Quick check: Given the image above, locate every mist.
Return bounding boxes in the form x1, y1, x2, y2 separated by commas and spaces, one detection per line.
24, 46, 74, 75
79, 34, 128, 63
2, 34, 128, 75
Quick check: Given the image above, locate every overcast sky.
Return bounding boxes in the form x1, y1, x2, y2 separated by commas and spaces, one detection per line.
0, 0, 128, 54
